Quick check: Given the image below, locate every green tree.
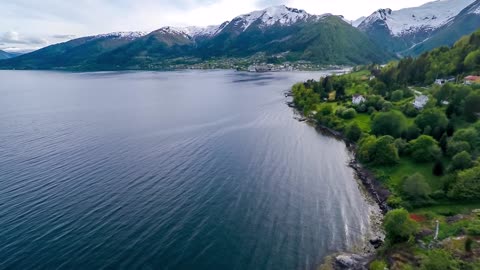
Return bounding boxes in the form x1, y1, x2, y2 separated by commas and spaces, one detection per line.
341, 108, 357, 119
345, 123, 362, 142
451, 151, 474, 171
405, 125, 421, 141
371, 111, 408, 138
372, 136, 400, 165
447, 141, 471, 157
384, 209, 419, 244
391, 90, 404, 102
409, 135, 442, 162
452, 128, 479, 150
414, 109, 448, 133
448, 165, 480, 200
358, 135, 377, 163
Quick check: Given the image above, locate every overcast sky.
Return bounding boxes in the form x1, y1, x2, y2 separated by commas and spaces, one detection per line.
0, 0, 434, 52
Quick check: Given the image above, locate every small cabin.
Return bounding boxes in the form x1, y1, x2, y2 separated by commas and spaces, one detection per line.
464, 75, 480, 85
352, 94, 366, 105
413, 95, 429, 110
435, 77, 455, 86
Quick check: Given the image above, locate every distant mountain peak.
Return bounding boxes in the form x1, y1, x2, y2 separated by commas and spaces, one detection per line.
231, 5, 315, 31
93, 31, 149, 40
359, 0, 475, 36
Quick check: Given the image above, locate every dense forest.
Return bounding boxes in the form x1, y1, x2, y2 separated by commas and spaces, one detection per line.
294, 30, 480, 269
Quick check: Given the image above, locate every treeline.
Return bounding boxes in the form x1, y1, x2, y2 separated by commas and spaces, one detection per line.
376, 29, 480, 87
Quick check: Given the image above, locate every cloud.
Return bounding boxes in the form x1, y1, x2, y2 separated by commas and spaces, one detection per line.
51, 34, 77, 39
0, 31, 48, 45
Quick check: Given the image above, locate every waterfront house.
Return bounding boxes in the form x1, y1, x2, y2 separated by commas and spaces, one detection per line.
413, 95, 429, 110
352, 94, 366, 105
435, 77, 455, 85
464, 75, 480, 85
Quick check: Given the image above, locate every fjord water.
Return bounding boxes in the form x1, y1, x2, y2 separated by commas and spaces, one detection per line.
0, 70, 376, 270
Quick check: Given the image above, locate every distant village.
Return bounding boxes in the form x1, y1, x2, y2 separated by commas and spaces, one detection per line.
351, 75, 480, 111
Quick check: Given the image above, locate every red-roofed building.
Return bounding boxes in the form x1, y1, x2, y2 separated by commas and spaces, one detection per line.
464, 75, 480, 85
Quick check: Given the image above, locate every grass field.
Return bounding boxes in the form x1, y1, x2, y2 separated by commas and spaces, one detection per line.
372, 158, 444, 192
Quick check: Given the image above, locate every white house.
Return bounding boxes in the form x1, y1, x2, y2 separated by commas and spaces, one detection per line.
352, 94, 366, 105
413, 95, 429, 110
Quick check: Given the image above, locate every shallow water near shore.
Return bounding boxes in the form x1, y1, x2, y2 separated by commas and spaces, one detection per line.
0, 70, 378, 270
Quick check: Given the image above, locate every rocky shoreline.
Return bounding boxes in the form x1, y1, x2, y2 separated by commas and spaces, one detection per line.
288, 98, 389, 270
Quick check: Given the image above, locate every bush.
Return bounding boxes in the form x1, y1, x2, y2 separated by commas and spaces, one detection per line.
372, 111, 408, 138
391, 90, 404, 102
345, 123, 362, 142
415, 109, 448, 133
467, 220, 480, 236
341, 108, 357, 119
367, 106, 376, 115
452, 128, 479, 149
447, 141, 471, 157
372, 136, 400, 165
384, 209, 419, 244
320, 105, 333, 116
409, 135, 442, 162
405, 125, 421, 141
369, 260, 387, 270
402, 103, 418, 117
420, 249, 459, 270
395, 138, 408, 155
451, 151, 474, 171
448, 165, 480, 200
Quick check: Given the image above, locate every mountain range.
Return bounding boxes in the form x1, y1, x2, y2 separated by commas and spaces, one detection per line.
0, 50, 19, 60
356, 0, 480, 55
1, 0, 480, 70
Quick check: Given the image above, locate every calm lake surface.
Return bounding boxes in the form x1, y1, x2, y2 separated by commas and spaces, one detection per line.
0, 70, 376, 270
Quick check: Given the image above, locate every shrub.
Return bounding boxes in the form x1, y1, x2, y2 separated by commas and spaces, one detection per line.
409, 135, 442, 162
320, 105, 333, 116
345, 123, 362, 142
405, 125, 421, 141
371, 111, 408, 138
447, 141, 471, 157
467, 220, 480, 236
384, 209, 418, 244
369, 260, 387, 270
448, 165, 480, 200
391, 90, 404, 102
451, 151, 474, 171
420, 249, 459, 270
415, 109, 448, 133
341, 108, 357, 119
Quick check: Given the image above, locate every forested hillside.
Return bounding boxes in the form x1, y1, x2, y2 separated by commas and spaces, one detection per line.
293, 30, 480, 269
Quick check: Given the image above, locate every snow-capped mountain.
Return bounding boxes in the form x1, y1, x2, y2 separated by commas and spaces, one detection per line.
356, 0, 477, 54
93, 31, 149, 40
0, 5, 391, 70
359, 0, 474, 36
228, 5, 317, 31
406, 0, 480, 55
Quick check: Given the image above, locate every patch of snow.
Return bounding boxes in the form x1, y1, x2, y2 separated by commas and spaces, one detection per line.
233, 5, 315, 31
94, 31, 148, 40
352, 16, 366, 27
360, 0, 475, 36
157, 24, 228, 39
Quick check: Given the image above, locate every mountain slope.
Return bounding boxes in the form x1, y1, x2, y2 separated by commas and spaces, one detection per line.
406, 0, 480, 55
358, 0, 475, 53
0, 50, 15, 60
0, 5, 393, 70
0, 32, 147, 69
